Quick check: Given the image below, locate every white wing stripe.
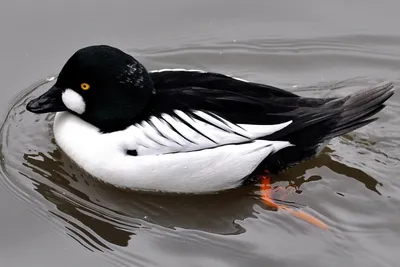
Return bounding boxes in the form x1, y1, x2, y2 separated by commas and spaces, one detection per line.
161, 113, 201, 144
192, 110, 236, 134
138, 121, 178, 148
134, 126, 162, 149
238, 121, 292, 136
149, 116, 187, 146
203, 112, 252, 138
174, 110, 218, 144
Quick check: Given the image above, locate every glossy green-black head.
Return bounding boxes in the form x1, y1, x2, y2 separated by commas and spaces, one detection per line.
27, 45, 155, 132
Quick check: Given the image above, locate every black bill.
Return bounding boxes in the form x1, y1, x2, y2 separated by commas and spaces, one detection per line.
26, 85, 67, 114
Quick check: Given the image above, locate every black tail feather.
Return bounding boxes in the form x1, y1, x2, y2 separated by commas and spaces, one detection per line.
327, 81, 394, 139
263, 81, 395, 174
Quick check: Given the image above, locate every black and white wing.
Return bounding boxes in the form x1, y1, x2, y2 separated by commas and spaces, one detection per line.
128, 109, 292, 156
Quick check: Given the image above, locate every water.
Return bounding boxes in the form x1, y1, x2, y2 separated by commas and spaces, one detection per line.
1, 1, 400, 266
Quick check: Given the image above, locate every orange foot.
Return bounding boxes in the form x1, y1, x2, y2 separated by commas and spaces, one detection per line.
260, 174, 328, 230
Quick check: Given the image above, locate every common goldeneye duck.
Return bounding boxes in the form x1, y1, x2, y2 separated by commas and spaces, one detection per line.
26, 45, 395, 194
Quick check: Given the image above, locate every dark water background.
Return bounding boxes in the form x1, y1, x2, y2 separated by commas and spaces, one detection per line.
1, 1, 400, 266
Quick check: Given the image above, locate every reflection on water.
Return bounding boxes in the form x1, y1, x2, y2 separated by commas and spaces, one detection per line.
22, 146, 262, 247
276, 148, 382, 195
22, 149, 133, 250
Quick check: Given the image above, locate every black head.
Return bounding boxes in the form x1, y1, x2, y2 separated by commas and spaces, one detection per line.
27, 45, 155, 132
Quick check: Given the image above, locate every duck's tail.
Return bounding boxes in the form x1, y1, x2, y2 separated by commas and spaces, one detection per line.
264, 81, 395, 173
322, 81, 394, 140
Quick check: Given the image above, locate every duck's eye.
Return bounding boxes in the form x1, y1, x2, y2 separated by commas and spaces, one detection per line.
80, 83, 90, 90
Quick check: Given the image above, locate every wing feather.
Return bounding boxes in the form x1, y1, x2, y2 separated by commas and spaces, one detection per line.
127, 110, 292, 156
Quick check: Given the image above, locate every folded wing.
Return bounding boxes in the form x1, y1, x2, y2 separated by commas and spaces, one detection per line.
129, 109, 292, 155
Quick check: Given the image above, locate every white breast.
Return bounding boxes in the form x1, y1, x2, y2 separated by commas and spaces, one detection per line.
53, 111, 292, 193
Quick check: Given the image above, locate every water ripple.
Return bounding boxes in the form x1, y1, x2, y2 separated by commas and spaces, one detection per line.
1, 41, 399, 265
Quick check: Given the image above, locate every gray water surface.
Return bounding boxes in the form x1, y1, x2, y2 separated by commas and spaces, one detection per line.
1, 1, 400, 266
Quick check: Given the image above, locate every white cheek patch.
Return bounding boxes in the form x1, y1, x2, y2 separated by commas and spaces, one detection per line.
62, 89, 86, 114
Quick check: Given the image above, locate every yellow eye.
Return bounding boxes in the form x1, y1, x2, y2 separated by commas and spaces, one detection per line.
80, 83, 90, 90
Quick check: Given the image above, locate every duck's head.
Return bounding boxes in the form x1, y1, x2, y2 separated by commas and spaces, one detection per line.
27, 45, 155, 132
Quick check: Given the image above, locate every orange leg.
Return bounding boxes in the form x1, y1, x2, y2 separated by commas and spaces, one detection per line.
260, 175, 279, 209
260, 174, 328, 230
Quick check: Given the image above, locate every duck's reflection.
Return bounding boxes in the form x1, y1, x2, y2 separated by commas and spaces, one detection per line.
274, 146, 382, 195
23, 149, 132, 250
21, 139, 382, 250
22, 146, 257, 250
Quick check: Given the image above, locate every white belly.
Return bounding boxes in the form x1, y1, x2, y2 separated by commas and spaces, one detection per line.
53, 112, 292, 193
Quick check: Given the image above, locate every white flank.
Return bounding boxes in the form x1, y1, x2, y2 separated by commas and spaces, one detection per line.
62, 89, 86, 114
53, 111, 293, 193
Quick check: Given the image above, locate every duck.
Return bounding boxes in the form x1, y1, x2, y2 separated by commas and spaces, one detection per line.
26, 45, 395, 194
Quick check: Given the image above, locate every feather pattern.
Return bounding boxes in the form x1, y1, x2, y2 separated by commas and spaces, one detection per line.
124, 110, 292, 155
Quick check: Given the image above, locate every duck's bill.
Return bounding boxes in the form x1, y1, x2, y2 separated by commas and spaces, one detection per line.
26, 85, 67, 114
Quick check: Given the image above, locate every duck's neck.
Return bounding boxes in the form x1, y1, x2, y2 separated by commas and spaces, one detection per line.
84, 84, 156, 133
85, 91, 156, 133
